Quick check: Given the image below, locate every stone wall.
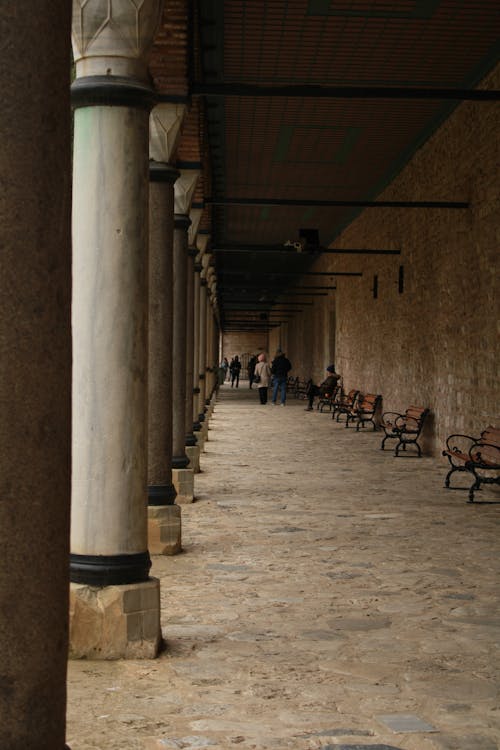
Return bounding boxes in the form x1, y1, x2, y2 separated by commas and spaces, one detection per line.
222, 332, 269, 362
283, 63, 499, 454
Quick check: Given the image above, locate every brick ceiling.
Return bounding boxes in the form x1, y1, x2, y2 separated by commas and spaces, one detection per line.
150, 0, 500, 329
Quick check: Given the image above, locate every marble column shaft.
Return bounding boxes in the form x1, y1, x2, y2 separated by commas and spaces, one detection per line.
148, 166, 178, 503
198, 280, 208, 420
172, 215, 190, 468
72, 102, 151, 565
185, 249, 196, 446
193, 264, 202, 430
0, 3, 72, 746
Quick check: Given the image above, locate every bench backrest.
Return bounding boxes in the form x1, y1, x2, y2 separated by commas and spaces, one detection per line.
472, 425, 500, 467
401, 406, 429, 434
343, 389, 359, 403
359, 393, 381, 411
480, 426, 500, 447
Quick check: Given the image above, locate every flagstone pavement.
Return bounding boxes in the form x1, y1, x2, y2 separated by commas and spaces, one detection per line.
67, 384, 500, 750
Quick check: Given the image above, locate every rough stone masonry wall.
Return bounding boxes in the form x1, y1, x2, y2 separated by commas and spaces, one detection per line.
222, 332, 269, 363
275, 292, 336, 382
303, 62, 499, 455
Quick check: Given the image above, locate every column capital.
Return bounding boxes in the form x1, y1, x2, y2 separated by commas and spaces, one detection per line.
174, 168, 200, 215
150, 103, 186, 163
196, 232, 210, 253
72, 0, 163, 81
188, 206, 203, 247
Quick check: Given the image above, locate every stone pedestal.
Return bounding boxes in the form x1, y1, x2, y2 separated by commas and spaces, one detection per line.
186, 444, 201, 473
148, 505, 182, 556
69, 579, 161, 660
172, 468, 194, 504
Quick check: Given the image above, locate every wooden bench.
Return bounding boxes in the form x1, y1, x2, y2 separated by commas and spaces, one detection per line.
442, 425, 500, 502
346, 393, 382, 431
288, 376, 311, 399
332, 389, 360, 422
317, 384, 341, 412
380, 406, 429, 456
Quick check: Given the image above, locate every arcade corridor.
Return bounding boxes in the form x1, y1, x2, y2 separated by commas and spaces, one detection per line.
66, 386, 500, 750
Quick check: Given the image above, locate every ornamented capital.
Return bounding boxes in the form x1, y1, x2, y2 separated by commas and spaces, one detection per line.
150, 103, 186, 163
196, 232, 210, 254
72, 0, 163, 80
188, 208, 203, 247
174, 169, 200, 215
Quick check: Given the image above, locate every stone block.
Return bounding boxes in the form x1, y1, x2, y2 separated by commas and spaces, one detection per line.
69, 578, 161, 660
148, 504, 182, 555
172, 467, 194, 503
186, 444, 200, 473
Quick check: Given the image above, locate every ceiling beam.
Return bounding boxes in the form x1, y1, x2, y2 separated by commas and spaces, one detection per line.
193, 83, 500, 101
215, 244, 400, 255
208, 198, 468, 209
219, 271, 362, 277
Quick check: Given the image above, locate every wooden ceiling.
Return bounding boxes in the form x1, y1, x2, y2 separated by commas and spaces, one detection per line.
150, 1, 500, 330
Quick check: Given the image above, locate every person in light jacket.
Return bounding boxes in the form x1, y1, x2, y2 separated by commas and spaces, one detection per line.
253, 352, 272, 404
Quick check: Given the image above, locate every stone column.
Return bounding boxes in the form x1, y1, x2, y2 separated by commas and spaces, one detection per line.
185, 207, 203, 473
148, 103, 185, 555
70, 0, 163, 659
198, 275, 208, 438
184, 245, 199, 473
192, 254, 202, 443
172, 168, 199, 503
0, 4, 71, 747
206, 266, 217, 407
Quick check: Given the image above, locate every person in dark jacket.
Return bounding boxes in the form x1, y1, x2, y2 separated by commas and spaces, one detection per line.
270, 349, 292, 405
247, 354, 258, 388
305, 365, 341, 411
229, 355, 241, 387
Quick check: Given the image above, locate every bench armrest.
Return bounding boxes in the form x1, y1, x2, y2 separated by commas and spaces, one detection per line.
444, 433, 477, 453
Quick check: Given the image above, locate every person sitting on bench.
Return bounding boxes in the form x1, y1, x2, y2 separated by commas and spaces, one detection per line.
305, 365, 340, 411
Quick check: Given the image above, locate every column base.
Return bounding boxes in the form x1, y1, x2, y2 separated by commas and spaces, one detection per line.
148, 505, 182, 555
195, 430, 205, 451
199, 421, 209, 447
185, 444, 200, 473
172, 467, 194, 504
69, 578, 161, 660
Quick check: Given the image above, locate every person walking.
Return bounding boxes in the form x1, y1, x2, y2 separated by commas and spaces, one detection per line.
247, 354, 258, 388
229, 355, 241, 387
221, 357, 229, 382
270, 349, 292, 406
253, 353, 272, 404
305, 364, 341, 411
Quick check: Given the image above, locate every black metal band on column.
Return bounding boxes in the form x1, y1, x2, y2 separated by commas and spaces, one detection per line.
174, 213, 191, 231
71, 76, 157, 110
70, 551, 152, 586
185, 432, 198, 446
148, 484, 177, 506
172, 454, 190, 469
193, 420, 201, 432
149, 161, 180, 183
194, 262, 202, 273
